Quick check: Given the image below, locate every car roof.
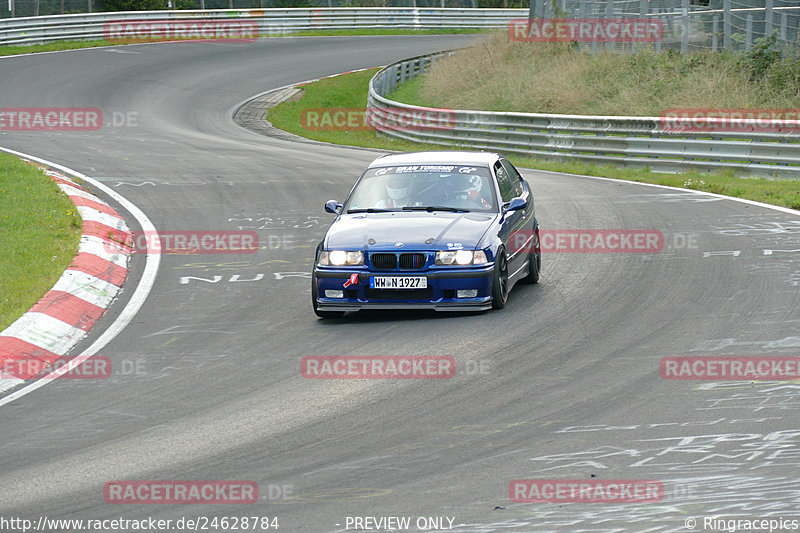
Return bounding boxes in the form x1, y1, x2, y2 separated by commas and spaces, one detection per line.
367, 151, 500, 168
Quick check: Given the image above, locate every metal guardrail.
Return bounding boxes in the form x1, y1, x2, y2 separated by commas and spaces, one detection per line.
5, 7, 799, 177
0, 8, 522, 46
367, 51, 800, 178
2, 4, 797, 53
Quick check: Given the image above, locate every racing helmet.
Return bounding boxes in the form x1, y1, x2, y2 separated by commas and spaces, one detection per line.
386, 174, 411, 201
453, 174, 479, 196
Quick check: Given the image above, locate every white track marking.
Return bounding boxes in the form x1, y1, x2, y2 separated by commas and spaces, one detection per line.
527, 168, 800, 216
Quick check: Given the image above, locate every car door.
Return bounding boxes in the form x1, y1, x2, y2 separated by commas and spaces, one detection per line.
494, 159, 530, 279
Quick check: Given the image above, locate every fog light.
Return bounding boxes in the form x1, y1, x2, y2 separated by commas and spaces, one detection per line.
457, 289, 478, 298
325, 290, 344, 298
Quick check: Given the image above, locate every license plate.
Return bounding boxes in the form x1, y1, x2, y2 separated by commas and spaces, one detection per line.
370, 276, 427, 289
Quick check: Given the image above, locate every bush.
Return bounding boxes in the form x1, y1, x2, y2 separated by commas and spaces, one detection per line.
99, 0, 168, 10
739, 33, 781, 80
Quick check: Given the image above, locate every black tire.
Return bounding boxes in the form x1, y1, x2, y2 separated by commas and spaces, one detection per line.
312, 271, 345, 319
521, 227, 541, 284
491, 250, 509, 310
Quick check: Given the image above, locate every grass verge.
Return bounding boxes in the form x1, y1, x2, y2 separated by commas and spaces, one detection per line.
0, 39, 114, 56
0, 154, 82, 331
0, 28, 481, 57
267, 68, 800, 210
267, 68, 440, 152
400, 32, 800, 116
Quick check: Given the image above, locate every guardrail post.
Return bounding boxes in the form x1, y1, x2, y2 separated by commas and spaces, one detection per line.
780, 10, 787, 55
680, 0, 688, 54
765, 0, 773, 38
745, 13, 753, 52
654, 16, 663, 53
712, 14, 719, 52
723, 0, 731, 50
578, 0, 588, 52
631, 0, 648, 53
535, 0, 544, 19
780, 11, 789, 53
10, 0, 14, 18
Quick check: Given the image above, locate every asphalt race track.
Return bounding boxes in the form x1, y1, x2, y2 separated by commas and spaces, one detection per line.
1, 35, 800, 532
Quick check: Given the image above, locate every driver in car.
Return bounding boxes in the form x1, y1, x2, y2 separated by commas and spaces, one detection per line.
376, 174, 412, 208
450, 174, 491, 209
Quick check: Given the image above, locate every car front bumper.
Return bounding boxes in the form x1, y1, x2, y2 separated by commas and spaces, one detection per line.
314, 265, 495, 312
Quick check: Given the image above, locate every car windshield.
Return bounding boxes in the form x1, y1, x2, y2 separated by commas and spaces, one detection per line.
344, 165, 497, 213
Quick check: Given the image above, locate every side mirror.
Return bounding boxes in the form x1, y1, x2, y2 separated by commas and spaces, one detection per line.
325, 200, 343, 214
503, 197, 526, 213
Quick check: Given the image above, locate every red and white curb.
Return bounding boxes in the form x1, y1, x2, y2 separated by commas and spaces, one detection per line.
0, 166, 132, 393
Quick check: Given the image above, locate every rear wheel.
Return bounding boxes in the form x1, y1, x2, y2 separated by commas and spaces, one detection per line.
312, 271, 345, 319
491, 250, 509, 310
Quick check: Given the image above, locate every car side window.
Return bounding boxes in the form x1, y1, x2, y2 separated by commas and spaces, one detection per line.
494, 161, 515, 203
500, 159, 524, 198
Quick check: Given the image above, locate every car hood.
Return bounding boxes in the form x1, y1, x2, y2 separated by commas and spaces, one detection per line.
325, 212, 496, 251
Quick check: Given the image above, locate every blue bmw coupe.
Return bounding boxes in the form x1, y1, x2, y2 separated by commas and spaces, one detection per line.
312, 152, 540, 317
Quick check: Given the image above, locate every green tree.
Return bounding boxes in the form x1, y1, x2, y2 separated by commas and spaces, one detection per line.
99, 0, 168, 11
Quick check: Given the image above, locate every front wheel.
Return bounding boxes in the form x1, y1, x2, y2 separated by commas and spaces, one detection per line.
312, 271, 345, 319
521, 228, 540, 284
491, 250, 509, 310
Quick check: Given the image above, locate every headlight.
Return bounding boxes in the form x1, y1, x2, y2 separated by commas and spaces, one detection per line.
319, 250, 364, 266
435, 250, 489, 266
